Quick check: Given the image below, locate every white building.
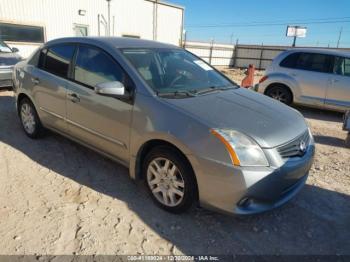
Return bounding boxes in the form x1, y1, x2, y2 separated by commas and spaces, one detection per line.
0, 0, 184, 57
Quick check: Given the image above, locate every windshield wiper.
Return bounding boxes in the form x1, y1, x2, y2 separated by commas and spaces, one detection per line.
193, 85, 236, 95
157, 90, 196, 98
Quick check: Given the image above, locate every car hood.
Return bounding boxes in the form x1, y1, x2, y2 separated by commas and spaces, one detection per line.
0, 52, 22, 66
163, 88, 308, 148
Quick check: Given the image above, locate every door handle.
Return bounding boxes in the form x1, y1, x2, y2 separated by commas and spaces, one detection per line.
31, 77, 40, 85
68, 93, 80, 103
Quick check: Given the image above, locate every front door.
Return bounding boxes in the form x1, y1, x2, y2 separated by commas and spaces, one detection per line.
325, 56, 350, 110
291, 52, 334, 107
66, 45, 134, 163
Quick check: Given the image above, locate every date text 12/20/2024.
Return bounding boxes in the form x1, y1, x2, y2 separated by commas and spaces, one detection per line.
127, 256, 222, 261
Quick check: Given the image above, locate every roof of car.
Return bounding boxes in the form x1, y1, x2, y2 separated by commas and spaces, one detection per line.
46, 37, 180, 49
286, 47, 350, 58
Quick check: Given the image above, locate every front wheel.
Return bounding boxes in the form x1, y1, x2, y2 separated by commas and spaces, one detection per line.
143, 146, 197, 213
19, 98, 44, 138
265, 84, 292, 105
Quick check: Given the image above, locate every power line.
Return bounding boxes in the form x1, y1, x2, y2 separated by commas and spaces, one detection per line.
187, 17, 350, 28
187, 16, 350, 27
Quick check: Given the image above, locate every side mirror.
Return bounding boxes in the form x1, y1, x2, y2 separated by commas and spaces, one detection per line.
94, 81, 129, 98
12, 47, 19, 53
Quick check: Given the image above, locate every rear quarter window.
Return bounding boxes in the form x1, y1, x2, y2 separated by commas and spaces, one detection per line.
279, 52, 300, 68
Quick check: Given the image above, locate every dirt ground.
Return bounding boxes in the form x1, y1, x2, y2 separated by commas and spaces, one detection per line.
0, 77, 349, 255
218, 67, 265, 86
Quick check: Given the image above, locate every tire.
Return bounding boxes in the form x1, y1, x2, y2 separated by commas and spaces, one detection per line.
143, 146, 197, 213
265, 84, 293, 105
19, 98, 45, 138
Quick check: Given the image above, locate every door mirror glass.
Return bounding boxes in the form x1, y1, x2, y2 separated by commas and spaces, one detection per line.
94, 81, 129, 98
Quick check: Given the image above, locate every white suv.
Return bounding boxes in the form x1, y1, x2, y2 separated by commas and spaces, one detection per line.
256, 48, 350, 112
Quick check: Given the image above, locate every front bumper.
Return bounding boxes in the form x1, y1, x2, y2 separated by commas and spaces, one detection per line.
0, 66, 14, 88
192, 143, 315, 215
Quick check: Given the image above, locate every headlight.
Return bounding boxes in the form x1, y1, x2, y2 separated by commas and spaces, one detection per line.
211, 129, 269, 167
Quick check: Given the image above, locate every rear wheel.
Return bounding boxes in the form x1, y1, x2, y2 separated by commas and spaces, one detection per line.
143, 146, 196, 213
265, 84, 293, 105
19, 98, 44, 138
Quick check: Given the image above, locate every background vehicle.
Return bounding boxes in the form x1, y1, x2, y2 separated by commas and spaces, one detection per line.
256, 48, 350, 112
0, 40, 21, 89
13, 37, 314, 215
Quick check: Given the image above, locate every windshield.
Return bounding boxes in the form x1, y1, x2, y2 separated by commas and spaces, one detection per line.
122, 48, 237, 94
0, 41, 12, 53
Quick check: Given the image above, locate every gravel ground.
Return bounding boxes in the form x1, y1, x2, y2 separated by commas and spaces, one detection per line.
218, 67, 265, 86
0, 83, 349, 255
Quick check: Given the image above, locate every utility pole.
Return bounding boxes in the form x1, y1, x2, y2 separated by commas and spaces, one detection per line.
337, 26, 343, 48
153, 0, 159, 40
292, 35, 297, 47
209, 38, 214, 65
106, 0, 111, 36
230, 33, 234, 44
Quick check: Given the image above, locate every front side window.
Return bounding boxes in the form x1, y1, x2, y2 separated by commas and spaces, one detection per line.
121, 48, 235, 94
295, 53, 333, 73
334, 57, 350, 77
74, 45, 125, 88
41, 45, 76, 78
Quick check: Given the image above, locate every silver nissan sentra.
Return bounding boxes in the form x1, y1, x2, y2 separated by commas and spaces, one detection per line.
12, 37, 315, 215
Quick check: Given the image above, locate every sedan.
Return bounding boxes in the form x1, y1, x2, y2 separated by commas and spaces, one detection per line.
0, 40, 21, 89
13, 37, 315, 215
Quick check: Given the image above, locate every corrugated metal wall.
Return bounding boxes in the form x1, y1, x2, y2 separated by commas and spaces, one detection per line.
185, 42, 350, 69
234, 45, 286, 69
0, 0, 183, 57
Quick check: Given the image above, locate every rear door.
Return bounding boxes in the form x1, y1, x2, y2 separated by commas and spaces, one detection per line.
66, 44, 134, 163
291, 52, 334, 106
30, 44, 76, 131
325, 56, 350, 110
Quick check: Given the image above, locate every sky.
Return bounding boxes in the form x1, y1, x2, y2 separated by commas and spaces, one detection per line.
168, 0, 350, 47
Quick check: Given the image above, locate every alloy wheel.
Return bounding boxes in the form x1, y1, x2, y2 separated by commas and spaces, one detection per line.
147, 157, 185, 207
270, 89, 287, 103
21, 103, 36, 134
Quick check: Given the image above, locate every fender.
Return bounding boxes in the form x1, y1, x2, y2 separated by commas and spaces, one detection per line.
129, 131, 195, 180
260, 72, 303, 103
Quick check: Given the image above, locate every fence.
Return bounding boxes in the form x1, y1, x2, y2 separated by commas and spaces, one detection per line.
185, 41, 350, 69
184, 41, 234, 67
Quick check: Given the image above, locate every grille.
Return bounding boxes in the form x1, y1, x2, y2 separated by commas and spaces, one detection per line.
277, 130, 310, 158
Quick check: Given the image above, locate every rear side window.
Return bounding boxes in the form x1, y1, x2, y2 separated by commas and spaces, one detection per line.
73, 45, 125, 88
295, 53, 333, 73
334, 57, 350, 77
280, 52, 300, 68
40, 44, 76, 78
